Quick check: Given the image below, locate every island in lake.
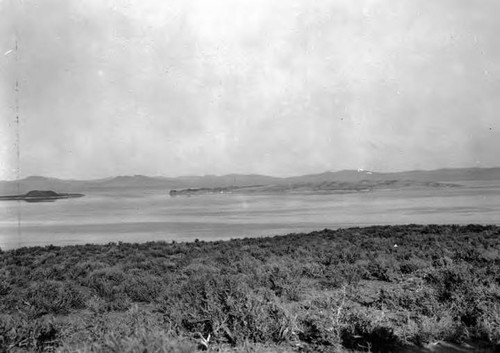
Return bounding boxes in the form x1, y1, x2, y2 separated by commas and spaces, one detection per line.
169, 179, 460, 196
0, 190, 85, 202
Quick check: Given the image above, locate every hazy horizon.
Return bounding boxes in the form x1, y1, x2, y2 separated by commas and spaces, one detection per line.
0, 164, 499, 182
1, 0, 499, 180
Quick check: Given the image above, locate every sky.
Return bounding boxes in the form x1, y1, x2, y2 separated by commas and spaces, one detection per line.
0, 0, 499, 180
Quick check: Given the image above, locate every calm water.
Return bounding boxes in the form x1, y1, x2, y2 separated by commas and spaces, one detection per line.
1, 181, 499, 250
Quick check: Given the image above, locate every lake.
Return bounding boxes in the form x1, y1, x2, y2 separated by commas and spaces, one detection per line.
1, 180, 499, 250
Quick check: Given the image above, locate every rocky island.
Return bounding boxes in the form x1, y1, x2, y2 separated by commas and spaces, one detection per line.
0, 190, 85, 202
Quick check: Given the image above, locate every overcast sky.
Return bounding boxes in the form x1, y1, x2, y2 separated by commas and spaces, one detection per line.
0, 0, 499, 179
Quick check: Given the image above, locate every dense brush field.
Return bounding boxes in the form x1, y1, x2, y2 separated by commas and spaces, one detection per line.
1, 224, 500, 352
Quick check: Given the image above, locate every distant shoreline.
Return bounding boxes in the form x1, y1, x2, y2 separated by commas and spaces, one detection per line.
1, 166, 498, 195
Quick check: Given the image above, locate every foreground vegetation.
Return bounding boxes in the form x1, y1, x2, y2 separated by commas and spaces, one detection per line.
1, 224, 499, 352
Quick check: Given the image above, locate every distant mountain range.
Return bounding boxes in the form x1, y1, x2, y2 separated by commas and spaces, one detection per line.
1, 167, 499, 195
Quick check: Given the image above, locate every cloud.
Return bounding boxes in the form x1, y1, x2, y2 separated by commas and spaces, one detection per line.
0, 0, 498, 179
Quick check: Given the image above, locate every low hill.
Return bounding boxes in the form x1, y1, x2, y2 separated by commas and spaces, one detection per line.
284, 167, 500, 184
1, 167, 498, 195
169, 179, 459, 196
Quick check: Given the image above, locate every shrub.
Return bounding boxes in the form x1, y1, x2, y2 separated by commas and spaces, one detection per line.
163, 274, 297, 345
23, 281, 87, 317
0, 314, 60, 352
124, 274, 164, 303
58, 330, 197, 353
340, 310, 401, 352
